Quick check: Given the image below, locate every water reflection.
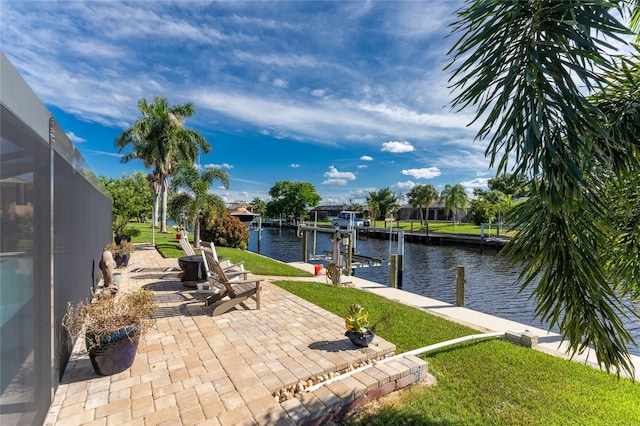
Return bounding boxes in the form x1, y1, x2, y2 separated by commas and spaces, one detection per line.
249, 226, 639, 356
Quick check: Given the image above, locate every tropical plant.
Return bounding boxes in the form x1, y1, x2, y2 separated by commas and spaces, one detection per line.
440, 184, 468, 225
249, 197, 267, 217
115, 95, 211, 233
447, 0, 640, 375
488, 173, 531, 198
169, 161, 229, 247
407, 184, 439, 227
345, 303, 370, 334
201, 214, 250, 249
366, 187, 399, 222
365, 199, 380, 227
111, 215, 141, 239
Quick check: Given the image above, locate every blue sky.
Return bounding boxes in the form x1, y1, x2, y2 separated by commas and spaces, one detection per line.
2, 0, 494, 205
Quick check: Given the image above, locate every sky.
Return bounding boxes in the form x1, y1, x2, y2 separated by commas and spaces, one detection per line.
2, 0, 495, 206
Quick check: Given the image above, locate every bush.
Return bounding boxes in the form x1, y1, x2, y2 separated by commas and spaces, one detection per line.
201, 214, 250, 249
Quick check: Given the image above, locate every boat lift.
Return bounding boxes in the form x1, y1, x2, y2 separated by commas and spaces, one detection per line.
297, 219, 406, 286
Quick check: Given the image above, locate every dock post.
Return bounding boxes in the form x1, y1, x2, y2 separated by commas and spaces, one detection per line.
390, 254, 398, 288
397, 230, 404, 289
302, 229, 308, 263
456, 265, 465, 307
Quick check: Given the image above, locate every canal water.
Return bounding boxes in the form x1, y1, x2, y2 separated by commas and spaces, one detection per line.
248, 226, 640, 356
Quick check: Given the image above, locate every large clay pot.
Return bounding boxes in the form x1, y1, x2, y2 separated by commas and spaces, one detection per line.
345, 329, 375, 347
86, 326, 139, 376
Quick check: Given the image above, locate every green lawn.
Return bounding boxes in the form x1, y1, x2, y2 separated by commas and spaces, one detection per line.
273, 280, 640, 425
316, 220, 516, 237
127, 222, 311, 277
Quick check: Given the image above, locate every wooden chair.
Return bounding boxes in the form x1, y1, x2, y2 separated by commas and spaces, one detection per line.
204, 240, 245, 273
200, 247, 248, 282
179, 236, 196, 256
205, 258, 261, 316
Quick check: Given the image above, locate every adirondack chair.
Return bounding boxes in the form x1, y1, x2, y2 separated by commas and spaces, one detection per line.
179, 236, 196, 256
205, 258, 261, 316
200, 247, 248, 282
203, 240, 245, 273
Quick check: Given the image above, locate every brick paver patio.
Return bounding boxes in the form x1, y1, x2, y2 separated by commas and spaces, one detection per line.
45, 244, 427, 425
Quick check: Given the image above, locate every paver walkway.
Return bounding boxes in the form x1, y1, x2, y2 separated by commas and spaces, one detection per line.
45, 244, 427, 425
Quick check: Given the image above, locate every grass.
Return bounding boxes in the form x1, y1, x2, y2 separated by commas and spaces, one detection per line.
317, 220, 516, 237
273, 280, 640, 425
127, 221, 311, 277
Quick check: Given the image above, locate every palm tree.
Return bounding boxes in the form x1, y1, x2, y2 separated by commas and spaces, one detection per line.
440, 184, 468, 226
366, 188, 399, 223
407, 184, 439, 233
366, 199, 380, 227
447, 1, 640, 375
115, 96, 211, 232
249, 197, 267, 217
146, 168, 161, 229
170, 161, 229, 247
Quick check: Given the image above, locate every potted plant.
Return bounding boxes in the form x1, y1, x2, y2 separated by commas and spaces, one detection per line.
174, 225, 186, 240
112, 214, 141, 245
62, 288, 157, 376
344, 303, 375, 347
105, 241, 134, 268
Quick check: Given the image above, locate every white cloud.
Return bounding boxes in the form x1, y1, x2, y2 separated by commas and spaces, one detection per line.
381, 141, 414, 153
357, 164, 368, 169
66, 131, 86, 143
360, 155, 373, 161
321, 165, 356, 186
206, 163, 234, 170
290, 163, 300, 168
273, 78, 288, 88
460, 177, 489, 189
391, 181, 415, 192
401, 167, 441, 179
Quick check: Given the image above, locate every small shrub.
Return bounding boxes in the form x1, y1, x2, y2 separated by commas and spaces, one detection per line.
201, 214, 250, 249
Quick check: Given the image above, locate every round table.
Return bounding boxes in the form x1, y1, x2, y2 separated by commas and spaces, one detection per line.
178, 255, 206, 286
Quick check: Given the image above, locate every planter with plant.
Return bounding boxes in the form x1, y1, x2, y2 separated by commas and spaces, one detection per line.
62, 288, 157, 376
112, 214, 141, 244
105, 241, 134, 268
174, 225, 186, 239
344, 303, 375, 347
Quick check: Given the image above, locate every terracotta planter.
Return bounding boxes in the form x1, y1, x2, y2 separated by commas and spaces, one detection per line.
86, 326, 139, 376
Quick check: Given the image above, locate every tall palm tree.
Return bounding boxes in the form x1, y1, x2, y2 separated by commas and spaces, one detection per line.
170, 161, 229, 247
440, 184, 468, 226
407, 184, 439, 226
115, 96, 211, 232
146, 168, 162, 229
